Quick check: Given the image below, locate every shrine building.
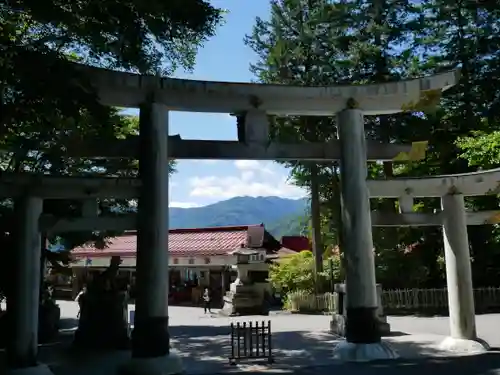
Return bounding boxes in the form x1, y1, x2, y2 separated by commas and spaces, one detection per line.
69, 224, 297, 305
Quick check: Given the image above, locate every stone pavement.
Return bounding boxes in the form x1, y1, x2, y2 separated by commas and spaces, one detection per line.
4, 301, 500, 375
222, 354, 500, 375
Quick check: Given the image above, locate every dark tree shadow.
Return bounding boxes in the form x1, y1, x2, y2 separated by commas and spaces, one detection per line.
167, 324, 499, 374
59, 318, 79, 331
385, 331, 409, 337
5, 320, 500, 375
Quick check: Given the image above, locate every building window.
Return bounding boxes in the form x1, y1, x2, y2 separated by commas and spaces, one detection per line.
249, 254, 264, 262
173, 258, 179, 265
204, 257, 211, 264
188, 258, 195, 265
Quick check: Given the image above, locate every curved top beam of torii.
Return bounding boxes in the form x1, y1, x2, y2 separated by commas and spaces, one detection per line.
367, 167, 500, 198
77, 63, 459, 116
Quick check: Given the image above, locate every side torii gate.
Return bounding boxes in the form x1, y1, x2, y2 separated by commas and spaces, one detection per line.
3, 65, 458, 375
367, 169, 500, 353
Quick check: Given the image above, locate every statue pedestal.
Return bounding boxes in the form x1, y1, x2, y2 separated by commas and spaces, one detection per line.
220, 264, 267, 316
74, 291, 130, 350
38, 301, 61, 343
221, 285, 266, 316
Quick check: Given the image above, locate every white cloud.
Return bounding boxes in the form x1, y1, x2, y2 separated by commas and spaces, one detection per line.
190, 175, 305, 199
234, 160, 261, 170
234, 160, 273, 174
170, 201, 202, 208
189, 161, 306, 200
241, 171, 254, 182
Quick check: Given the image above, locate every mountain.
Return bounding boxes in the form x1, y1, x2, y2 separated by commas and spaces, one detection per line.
169, 196, 308, 237
266, 213, 310, 238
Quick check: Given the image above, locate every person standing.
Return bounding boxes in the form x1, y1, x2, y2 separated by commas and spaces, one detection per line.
203, 287, 212, 314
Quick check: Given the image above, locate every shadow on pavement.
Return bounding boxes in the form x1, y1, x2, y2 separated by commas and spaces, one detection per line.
168, 324, 476, 374
385, 331, 409, 337
328, 353, 500, 375
4, 318, 500, 375
59, 317, 79, 331
253, 354, 500, 375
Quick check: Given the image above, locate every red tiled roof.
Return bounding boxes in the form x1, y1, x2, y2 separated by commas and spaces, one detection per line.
281, 236, 311, 251
72, 225, 264, 258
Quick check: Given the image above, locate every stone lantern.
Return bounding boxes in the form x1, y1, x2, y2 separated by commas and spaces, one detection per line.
220, 248, 268, 316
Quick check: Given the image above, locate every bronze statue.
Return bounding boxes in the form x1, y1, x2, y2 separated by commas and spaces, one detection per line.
88, 255, 122, 293
74, 256, 130, 350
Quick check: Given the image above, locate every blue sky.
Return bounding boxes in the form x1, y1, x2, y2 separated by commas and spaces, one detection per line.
146, 0, 307, 208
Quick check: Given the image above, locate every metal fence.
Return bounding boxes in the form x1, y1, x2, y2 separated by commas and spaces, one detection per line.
382, 287, 500, 314
229, 320, 273, 365
287, 287, 500, 315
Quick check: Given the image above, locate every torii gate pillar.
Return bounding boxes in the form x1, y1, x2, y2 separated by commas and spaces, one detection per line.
5, 197, 55, 375
119, 102, 183, 375
440, 194, 489, 353
332, 108, 398, 361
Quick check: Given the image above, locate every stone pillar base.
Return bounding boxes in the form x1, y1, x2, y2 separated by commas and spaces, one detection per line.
330, 314, 391, 337
118, 350, 184, 375
439, 337, 490, 354
4, 364, 55, 375
333, 340, 399, 362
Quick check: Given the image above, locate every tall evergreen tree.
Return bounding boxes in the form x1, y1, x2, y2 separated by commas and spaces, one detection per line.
417, 0, 500, 286
247, 0, 433, 287
246, 0, 348, 274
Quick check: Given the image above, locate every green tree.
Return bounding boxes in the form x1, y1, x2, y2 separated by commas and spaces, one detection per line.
407, 0, 500, 287
250, 0, 500, 289
0, 0, 222, 299
457, 130, 500, 169
269, 250, 341, 295
246, 0, 348, 274
1, 0, 220, 244
247, 0, 432, 286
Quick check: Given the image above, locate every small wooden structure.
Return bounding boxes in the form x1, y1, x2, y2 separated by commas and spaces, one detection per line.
229, 320, 273, 365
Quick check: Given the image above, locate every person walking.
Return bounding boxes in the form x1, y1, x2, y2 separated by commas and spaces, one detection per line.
203, 287, 212, 314
75, 285, 87, 319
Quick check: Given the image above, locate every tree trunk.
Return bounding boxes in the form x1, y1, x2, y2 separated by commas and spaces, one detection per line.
332, 162, 346, 280
310, 165, 323, 274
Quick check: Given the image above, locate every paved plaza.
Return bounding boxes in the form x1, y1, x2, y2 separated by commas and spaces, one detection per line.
5, 301, 500, 374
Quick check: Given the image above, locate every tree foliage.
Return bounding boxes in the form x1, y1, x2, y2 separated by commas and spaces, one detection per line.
456, 130, 500, 169
269, 250, 341, 294
0, 0, 222, 298
1, 0, 220, 241
2, 0, 222, 74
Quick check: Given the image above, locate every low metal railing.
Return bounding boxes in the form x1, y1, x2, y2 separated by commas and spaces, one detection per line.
229, 320, 273, 365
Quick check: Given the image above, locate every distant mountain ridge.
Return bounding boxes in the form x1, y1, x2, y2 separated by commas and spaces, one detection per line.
169, 196, 308, 237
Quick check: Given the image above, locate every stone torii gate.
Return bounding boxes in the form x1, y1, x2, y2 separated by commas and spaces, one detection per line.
2, 65, 458, 375
367, 169, 500, 354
